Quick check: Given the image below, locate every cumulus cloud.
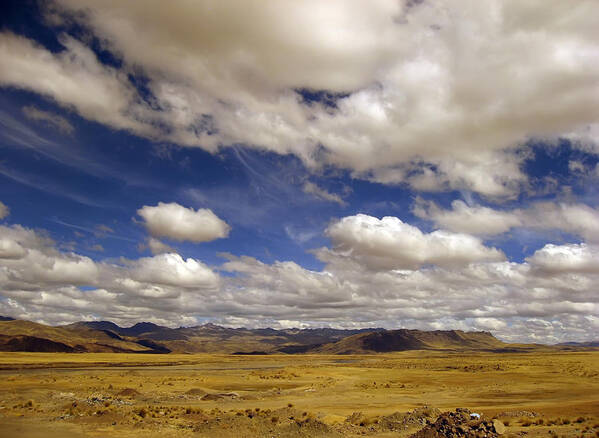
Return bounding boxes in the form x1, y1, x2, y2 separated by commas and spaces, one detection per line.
0, 237, 27, 260
0, 225, 98, 287
527, 243, 599, 274
22, 105, 74, 134
321, 214, 505, 270
127, 253, 219, 289
0, 220, 597, 342
137, 202, 230, 243
0, 224, 220, 326
0, 201, 9, 219
413, 199, 522, 235
415, 199, 599, 241
220, 250, 598, 343
0, 0, 597, 196
303, 182, 347, 206
139, 237, 175, 255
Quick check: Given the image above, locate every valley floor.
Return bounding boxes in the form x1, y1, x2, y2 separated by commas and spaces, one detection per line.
0, 351, 597, 437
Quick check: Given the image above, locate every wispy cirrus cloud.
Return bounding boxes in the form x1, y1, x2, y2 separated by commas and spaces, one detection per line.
22, 105, 74, 134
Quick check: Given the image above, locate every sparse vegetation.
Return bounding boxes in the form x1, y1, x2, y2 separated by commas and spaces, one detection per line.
0, 351, 596, 437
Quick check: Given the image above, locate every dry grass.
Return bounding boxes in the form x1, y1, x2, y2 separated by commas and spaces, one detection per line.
0, 350, 597, 437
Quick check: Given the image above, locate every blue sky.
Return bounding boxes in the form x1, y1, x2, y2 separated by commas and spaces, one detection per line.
0, 0, 598, 342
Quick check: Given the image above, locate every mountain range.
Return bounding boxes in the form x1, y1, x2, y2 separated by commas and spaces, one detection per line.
0, 317, 595, 354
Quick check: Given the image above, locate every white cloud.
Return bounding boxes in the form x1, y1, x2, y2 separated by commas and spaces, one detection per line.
0, 201, 9, 219
0, 222, 597, 342
527, 243, 599, 274
522, 203, 599, 242
415, 199, 599, 241
321, 214, 505, 270
0, 32, 158, 138
303, 181, 346, 206
22, 105, 74, 134
0, 225, 98, 287
137, 202, 230, 243
413, 199, 522, 235
127, 253, 219, 289
139, 237, 176, 255
0, 1, 597, 196
0, 237, 27, 259
220, 251, 598, 343
0, 224, 220, 326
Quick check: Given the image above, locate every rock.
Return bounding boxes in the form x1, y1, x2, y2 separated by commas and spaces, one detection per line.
409, 409, 501, 438
492, 419, 506, 435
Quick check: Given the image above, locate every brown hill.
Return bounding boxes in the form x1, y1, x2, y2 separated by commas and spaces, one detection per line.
0, 320, 154, 353
0, 334, 78, 352
0, 318, 568, 354
0, 319, 381, 354
68, 321, 382, 353
310, 329, 508, 354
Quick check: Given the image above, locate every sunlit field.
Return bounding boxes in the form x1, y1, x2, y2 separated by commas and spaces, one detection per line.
1, 351, 597, 437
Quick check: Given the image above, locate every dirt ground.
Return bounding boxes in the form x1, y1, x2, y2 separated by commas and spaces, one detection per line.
0, 351, 597, 437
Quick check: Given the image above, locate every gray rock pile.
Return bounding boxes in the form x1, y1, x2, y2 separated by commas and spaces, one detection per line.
410, 408, 506, 437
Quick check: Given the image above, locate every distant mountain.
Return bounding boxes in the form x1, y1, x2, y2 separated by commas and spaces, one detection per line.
0, 318, 593, 354
71, 321, 170, 337
1, 318, 381, 354
558, 341, 599, 348
310, 329, 508, 354
0, 316, 15, 321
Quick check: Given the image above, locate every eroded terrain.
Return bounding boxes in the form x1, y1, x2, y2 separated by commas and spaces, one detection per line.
0, 351, 597, 437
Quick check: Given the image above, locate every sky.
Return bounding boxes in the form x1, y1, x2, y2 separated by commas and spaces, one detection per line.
0, 0, 598, 343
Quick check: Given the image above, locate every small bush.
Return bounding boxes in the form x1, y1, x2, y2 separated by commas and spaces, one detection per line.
271, 416, 278, 424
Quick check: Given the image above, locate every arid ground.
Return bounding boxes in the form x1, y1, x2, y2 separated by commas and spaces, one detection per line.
0, 351, 597, 437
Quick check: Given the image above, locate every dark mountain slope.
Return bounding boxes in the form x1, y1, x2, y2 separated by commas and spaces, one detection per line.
311, 329, 507, 354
